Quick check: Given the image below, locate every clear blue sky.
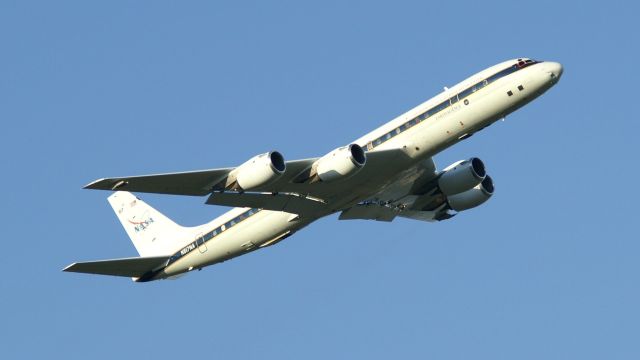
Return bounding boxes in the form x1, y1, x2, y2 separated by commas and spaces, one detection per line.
1, 1, 638, 359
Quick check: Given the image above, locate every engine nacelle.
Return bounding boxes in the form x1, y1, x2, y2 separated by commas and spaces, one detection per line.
315, 144, 366, 182
438, 157, 486, 195
232, 151, 286, 190
447, 175, 494, 212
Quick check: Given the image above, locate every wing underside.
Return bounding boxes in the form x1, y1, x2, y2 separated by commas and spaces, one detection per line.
83, 149, 439, 218
338, 203, 449, 222
205, 191, 328, 214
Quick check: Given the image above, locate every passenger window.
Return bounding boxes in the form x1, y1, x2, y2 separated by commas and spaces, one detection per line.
434, 101, 448, 113
459, 87, 473, 99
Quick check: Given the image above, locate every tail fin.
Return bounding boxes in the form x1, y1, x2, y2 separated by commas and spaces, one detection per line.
108, 191, 189, 257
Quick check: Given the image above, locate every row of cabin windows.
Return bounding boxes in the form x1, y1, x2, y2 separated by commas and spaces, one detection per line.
214, 208, 261, 239
365, 60, 540, 150
170, 208, 262, 261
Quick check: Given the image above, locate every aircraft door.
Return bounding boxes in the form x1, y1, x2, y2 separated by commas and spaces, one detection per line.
196, 233, 207, 253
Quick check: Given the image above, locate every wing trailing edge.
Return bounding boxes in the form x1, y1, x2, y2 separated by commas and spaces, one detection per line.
205, 191, 327, 214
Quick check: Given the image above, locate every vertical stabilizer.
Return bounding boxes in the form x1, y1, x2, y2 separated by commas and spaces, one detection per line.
107, 191, 189, 257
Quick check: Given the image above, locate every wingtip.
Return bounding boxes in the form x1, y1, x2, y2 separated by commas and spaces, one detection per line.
62, 263, 76, 272
83, 178, 106, 189
83, 178, 128, 191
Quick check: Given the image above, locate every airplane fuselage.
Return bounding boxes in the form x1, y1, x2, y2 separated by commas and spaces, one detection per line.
145, 58, 563, 281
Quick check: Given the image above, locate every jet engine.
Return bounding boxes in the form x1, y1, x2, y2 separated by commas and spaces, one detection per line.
230, 151, 286, 190
314, 144, 366, 182
438, 157, 486, 195
447, 175, 494, 211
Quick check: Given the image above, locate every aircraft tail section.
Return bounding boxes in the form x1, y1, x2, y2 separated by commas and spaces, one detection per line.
107, 191, 189, 257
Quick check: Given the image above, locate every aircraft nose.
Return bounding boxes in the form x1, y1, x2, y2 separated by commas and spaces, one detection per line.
545, 61, 563, 82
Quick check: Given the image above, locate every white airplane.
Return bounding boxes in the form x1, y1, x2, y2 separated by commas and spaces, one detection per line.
64, 58, 563, 282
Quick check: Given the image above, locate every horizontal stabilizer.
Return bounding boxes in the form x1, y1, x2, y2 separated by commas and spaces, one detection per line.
205, 192, 326, 214
63, 256, 170, 278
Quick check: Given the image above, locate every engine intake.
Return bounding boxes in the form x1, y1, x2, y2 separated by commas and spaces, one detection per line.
447, 175, 494, 212
315, 144, 366, 182
231, 151, 286, 191
438, 157, 486, 195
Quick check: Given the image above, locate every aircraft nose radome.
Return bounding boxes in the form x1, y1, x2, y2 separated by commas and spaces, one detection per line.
545, 61, 563, 81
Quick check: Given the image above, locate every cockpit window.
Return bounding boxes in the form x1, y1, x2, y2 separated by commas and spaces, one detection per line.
516, 59, 539, 69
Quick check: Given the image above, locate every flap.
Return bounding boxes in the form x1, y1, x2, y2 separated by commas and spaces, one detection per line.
206, 192, 327, 214
339, 205, 449, 223
339, 204, 399, 222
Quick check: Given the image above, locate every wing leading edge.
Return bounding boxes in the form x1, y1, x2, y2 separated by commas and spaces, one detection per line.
84, 158, 318, 196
